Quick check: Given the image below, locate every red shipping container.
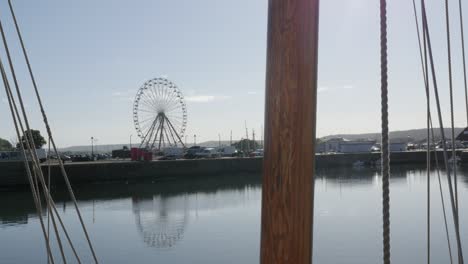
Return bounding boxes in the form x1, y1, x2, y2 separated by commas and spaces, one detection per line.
144, 152, 153, 161
131, 148, 139, 161
138, 149, 145, 161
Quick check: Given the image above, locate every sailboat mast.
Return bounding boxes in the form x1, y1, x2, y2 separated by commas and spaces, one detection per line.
260, 0, 320, 263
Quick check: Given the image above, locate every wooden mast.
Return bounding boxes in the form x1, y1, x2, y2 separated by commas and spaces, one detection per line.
260, 0, 320, 263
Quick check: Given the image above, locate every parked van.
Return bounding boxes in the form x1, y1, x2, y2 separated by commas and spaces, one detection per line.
0, 149, 47, 163
216, 146, 238, 157
195, 147, 219, 158
184, 146, 204, 159
162, 147, 184, 157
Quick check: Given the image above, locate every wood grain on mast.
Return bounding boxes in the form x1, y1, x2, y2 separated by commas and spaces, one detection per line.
260, 0, 320, 263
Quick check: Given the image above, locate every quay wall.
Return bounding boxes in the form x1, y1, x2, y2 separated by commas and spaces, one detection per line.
0, 150, 463, 187
315, 150, 456, 167
0, 158, 262, 186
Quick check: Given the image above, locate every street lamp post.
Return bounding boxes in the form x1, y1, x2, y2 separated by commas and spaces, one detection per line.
130, 134, 133, 149
194, 134, 197, 146
91, 137, 98, 160
91, 137, 94, 158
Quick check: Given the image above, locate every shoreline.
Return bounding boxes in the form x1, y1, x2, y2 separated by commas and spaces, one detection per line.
0, 150, 464, 187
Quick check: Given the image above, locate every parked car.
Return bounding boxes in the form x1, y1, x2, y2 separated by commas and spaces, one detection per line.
95, 154, 110, 160
70, 155, 93, 162
184, 146, 204, 159
50, 154, 71, 162
195, 147, 220, 159
158, 155, 177, 160
250, 149, 264, 157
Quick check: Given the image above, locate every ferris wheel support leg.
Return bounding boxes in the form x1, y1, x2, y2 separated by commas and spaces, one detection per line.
150, 116, 163, 149
163, 125, 172, 148
166, 117, 186, 148
141, 116, 159, 149
158, 117, 165, 151
164, 118, 178, 147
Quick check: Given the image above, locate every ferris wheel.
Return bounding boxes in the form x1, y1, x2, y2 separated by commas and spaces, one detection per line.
133, 77, 187, 150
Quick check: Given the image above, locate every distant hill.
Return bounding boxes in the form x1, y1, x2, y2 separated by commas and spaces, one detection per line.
320, 127, 465, 143
59, 144, 129, 154
58, 128, 466, 153
58, 141, 244, 153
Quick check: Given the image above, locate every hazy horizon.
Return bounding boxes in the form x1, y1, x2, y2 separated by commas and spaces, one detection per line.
52, 127, 464, 149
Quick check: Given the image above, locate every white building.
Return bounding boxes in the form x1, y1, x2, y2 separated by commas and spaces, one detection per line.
390, 143, 407, 152
321, 137, 347, 153
339, 141, 375, 153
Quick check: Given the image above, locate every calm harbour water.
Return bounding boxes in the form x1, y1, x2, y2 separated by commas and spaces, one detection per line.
1, 166, 468, 263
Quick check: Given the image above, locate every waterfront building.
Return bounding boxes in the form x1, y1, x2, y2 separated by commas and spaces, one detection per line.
317, 137, 376, 153
389, 142, 407, 152
320, 137, 347, 153
339, 140, 375, 153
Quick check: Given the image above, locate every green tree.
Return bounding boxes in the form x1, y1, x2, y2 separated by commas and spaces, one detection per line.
0, 138, 12, 151
16, 129, 47, 149
232, 139, 259, 153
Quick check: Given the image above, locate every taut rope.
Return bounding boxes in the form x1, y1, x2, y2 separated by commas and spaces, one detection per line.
420, 0, 464, 261
379, 0, 391, 263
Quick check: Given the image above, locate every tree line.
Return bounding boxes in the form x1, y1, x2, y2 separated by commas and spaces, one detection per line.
0, 129, 46, 151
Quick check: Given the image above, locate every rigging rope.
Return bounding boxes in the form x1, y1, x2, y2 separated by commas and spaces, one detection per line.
413, 0, 453, 263
6, 1, 99, 262
431, 119, 454, 264
420, 0, 464, 262
47, 139, 51, 264
424, 13, 431, 264
0, 62, 55, 264
0, 46, 73, 264
458, 0, 468, 127
0, 16, 71, 263
444, 0, 460, 230
379, 0, 391, 262
410, 1, 431, 262
1, 43, 84, 264
0, 2, 95, 262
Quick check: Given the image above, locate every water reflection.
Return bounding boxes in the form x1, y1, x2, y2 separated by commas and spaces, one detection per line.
2, 166, 468, 228
0, 173, 262, 250
132, 195, 188, 248
3, 166, 468, 263
2, 166, 468, 254
128, 174, 261, 248
0, 190, 36, 226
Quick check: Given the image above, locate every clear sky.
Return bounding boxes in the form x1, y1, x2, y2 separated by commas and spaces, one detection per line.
0, 0, 467, 147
